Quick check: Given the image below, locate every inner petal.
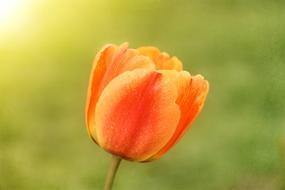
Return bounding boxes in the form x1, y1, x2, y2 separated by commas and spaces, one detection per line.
137, 46, 183, 71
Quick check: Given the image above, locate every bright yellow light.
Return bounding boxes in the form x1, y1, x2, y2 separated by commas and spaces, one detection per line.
0, 0, 24, 25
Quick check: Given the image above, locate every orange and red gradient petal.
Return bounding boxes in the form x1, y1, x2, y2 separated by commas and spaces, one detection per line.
86, 44, 155, 141
95, 69, 180, 161
137, 47, 183, 71
149, 73, 209, 160
86, 44, 116, 141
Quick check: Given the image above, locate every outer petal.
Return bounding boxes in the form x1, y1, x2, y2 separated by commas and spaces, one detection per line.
137, 47, 183, 71
95, 69, 180, 161
86, 43, 155, 142
148, 71, 209, 160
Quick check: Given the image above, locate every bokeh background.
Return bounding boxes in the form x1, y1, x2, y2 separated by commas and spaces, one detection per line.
1, 0, 285, 189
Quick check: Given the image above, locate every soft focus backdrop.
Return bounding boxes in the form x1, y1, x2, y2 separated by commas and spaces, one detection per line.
1, 0, 285, 190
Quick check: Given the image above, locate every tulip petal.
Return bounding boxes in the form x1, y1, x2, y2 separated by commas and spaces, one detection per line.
137, 47, 183, 71
95, 69, 180, 161
148, 71, 209, 160
86, 43, 155, 142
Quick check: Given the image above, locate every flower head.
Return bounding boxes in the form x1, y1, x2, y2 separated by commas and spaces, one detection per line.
86, 43, 209, 162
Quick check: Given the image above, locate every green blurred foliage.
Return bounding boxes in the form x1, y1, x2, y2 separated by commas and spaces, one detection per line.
1, 0, 285, 189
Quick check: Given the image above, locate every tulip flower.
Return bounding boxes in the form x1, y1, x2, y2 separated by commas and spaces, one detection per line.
85, 43, 209, 190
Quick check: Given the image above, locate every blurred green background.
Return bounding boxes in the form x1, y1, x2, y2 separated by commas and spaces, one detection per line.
1, 0, 285, 189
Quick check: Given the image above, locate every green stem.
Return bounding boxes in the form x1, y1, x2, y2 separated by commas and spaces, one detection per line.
104, 155, 122, 190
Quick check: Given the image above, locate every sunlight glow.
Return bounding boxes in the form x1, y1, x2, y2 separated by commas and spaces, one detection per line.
0, 0, 25, 25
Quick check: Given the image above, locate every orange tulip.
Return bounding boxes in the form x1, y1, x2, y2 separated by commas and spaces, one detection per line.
86, 43, 209, 162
